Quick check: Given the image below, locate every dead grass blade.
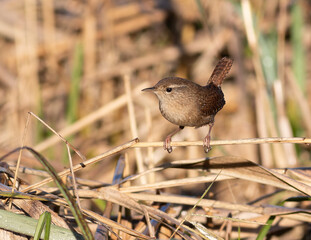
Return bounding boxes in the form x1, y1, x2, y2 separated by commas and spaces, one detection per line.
119, 175, 233, 193
127, 193, 311, 223
119, 157, 311, 195
201, 156, 311, 195
130, 155, 311, 195
94, 188, 200, 239
95, 155, 126, 238
170, 170, 222, 239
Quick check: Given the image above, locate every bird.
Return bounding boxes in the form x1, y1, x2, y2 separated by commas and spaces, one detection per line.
142, 57, 233, 153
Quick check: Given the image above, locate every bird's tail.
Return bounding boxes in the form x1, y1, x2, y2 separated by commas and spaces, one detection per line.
207, 57, 233, 87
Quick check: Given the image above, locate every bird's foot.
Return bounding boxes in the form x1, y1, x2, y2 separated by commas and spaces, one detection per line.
164, 136, 173, 153
203, 135, 212, 153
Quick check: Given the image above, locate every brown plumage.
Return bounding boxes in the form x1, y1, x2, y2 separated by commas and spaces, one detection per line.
142, 57, 233, 153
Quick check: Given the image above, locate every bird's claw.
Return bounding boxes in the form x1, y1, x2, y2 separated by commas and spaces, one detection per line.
203, 135, 212, 153
203, 144, 212, 153
164, 138, 173, 153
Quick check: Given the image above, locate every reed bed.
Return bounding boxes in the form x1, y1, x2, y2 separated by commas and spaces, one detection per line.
0, 0, 310, 239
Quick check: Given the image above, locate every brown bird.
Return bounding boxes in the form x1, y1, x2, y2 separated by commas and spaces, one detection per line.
142, 57, 233, 153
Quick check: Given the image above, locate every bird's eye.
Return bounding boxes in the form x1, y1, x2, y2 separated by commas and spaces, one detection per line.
166, 88, 172, 93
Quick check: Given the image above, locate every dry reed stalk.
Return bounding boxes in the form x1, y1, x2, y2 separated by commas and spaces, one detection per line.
96, 154, 126, 239
128, 193, 311, 220
142, 207, 155, 238
144, 106, 155, 184
101, 10, 166, 39
0, 3, 165, 66
66, 144, 81, 209
192, 31, 230, 84
275, 0, 297, 166
50, 186, 198, 238
24, 0, 39, 91
13, 168, 103, 187
122, 153, 131, 189
11, 112, 31, 198
241, 0, 275, 167
119, 175, 233, 193
34, 82, 148, 152
227, 29, 258, 162
82, 209, 149, 239
286, 67, 311, 136
34, 163, 311, 197
21, 138, 138, 192
42, 0, 57, 71
8, 0, 40, 149
0, 10, 20, 40
117, 154, 311, 195
265, 94, 288, 167
83, 31, 230, 84
273, 81, 297, 166
83, 1, 96, 76
168, 167, 216, 239
131, 137, 311, 148
124, 74, 146, 183
106, 1, 155, 21
33, 188, 311, 224
0, 1, 309, 239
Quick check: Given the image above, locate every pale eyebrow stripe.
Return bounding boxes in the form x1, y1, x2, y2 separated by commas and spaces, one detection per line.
168, 84, 186, 88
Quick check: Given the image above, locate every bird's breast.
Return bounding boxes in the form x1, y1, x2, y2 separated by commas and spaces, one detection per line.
159, 98, 201, 127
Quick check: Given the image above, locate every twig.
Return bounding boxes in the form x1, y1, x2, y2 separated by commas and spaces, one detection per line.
29, 112, 86, 161
66, 144, 81, 210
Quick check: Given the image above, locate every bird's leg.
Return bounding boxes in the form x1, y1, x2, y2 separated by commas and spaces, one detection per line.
203, 122, 214, 153
164, 126, 184, 153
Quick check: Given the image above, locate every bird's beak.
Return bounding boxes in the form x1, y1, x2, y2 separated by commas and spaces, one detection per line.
141, 87, 155, 92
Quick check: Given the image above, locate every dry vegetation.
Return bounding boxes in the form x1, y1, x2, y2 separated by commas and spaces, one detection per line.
0, 0, 311, 239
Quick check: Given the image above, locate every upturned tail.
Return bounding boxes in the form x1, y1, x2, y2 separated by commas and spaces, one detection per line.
207, 57, 233, 87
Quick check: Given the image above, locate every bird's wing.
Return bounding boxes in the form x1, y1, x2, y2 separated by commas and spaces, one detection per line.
198, 85, 225, 117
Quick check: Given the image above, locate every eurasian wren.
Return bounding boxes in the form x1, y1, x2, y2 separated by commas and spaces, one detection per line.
142, 57, 233, 153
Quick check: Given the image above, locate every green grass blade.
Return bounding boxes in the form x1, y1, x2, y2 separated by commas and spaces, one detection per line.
0, 191, 48, 201
34, 212, 46, 240
0, 209, 83, 239
256, 215, 275, 240
195, 0, 208, 27
44, 212, 51, 240
63, 42, 83, 164
67, 42, 83, 123
23, 147, 94, 240
290, 3, 306, 92
34, 212, 51, 240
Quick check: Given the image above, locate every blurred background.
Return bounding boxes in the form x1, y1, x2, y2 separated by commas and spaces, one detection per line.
0, 0, 310, 190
